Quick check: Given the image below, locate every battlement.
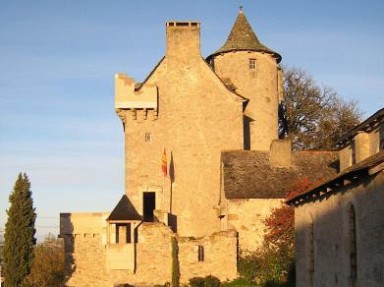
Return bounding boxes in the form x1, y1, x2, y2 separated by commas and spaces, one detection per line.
166, 21, 200, 27
115, 73, 158, 110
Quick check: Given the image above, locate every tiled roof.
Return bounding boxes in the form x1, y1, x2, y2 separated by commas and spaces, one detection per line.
208, 9, 281, 62
107, 195, 142, 221
222, 150, 338, 199
287, 151, 384, 206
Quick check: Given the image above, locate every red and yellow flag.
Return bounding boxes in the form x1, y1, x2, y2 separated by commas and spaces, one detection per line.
161, 148, 167, 177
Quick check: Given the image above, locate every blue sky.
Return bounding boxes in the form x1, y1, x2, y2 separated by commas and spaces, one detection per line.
1, 0, 383, 240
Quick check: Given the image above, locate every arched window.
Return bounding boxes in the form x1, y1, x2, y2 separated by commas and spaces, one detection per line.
349, 205, 357, 284
309, 217, 314, 286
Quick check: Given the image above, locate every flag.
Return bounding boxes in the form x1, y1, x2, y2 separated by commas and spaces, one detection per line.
161, 148, 167, 177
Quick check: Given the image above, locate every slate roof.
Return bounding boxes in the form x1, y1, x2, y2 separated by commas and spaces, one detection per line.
222, 150, 338, 199
287, 151, 384, 206
207, 9, 281, 63
107, 195, 142, 221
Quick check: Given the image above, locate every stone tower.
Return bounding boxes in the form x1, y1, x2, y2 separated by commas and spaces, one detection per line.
115, 21, 244, 238
207, 8, 283, 151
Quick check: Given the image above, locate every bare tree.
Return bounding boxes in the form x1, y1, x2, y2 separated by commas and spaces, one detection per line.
279, 67, 361, 150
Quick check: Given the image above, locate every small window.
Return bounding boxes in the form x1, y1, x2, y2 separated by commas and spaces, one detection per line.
145, 132, 151, 142
198, 245, 204, 262
249, 59, 256, 70
115, 223, 131, 244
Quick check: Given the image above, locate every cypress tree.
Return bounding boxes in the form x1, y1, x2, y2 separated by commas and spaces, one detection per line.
3, 173, 36, 287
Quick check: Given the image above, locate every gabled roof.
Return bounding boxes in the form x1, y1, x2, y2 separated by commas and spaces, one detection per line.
207, 8, 281, 63
287, 151, 384, 207
107, 195, 142, 221
222, 150, 338, 199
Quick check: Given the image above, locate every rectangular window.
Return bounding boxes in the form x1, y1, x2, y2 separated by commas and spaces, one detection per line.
249, 59, 256, 69
249, 59, 256, 70
380, 125, 384, 151
198, 245, 204, 262
115, 223, 131, 244
145, 132, 151, 142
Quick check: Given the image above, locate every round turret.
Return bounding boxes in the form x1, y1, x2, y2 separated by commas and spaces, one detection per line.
207, 8, 283, 151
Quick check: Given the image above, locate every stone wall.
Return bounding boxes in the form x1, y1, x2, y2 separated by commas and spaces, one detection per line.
178, 230, 238, 283
60, 212, 110, 287
61, 212, 241, 286
110, 222, 174, 286
212, 51, 280, 151
295, 171, 384, 287
61, 213, 174, 287
121, 22, 244, 238
226, 198, 283, 253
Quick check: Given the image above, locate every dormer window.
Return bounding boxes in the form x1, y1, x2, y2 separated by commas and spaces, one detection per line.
249, 59, 256, 70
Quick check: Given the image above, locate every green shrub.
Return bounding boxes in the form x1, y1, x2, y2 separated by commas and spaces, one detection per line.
238, 246, 295, 286
220, 277, 256, 287
189, 277, 205, 287
238, 253, 262, 282
204, 275, 220, 287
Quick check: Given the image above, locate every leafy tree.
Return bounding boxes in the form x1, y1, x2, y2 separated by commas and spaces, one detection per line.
24, 234, 65, 287
279, 67, 361, 150
253, 178, 318, 285
3, 173, 36, 287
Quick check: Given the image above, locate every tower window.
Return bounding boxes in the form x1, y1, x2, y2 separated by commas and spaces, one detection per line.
198, 245, 204, 262
249, 59, 256, 70
145, 132, 151, 142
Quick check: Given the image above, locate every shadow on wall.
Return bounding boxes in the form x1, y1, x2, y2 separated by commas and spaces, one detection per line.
60, 214, 76, 285
294, 173, 384, 287
169, 151, 177, 232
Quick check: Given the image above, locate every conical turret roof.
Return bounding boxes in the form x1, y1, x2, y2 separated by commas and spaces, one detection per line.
208, 8, 281, 63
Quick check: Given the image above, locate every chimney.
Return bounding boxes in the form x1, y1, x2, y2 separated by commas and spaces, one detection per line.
270, 138, 292, 167
166, 21, 201, 60
354, 131, 370, 163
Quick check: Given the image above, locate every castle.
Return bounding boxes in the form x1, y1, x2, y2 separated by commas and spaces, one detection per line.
60, 9, 337, 286
288, 109, 384, 287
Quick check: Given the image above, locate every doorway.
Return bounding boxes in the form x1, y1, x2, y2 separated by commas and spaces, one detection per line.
143, 192, 156, 222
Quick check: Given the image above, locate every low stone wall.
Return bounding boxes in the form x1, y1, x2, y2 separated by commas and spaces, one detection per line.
227, 198, 283, 253
61, 213, 239, 286
178, 230, 238, 283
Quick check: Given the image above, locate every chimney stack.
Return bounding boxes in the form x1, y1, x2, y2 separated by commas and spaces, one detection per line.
166, 22, 201, 60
